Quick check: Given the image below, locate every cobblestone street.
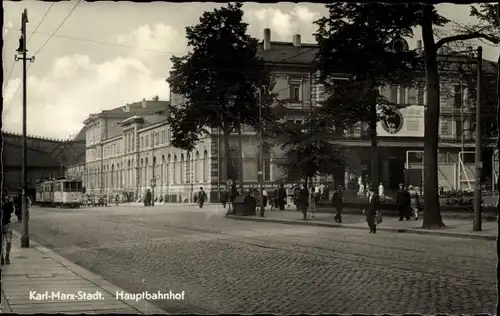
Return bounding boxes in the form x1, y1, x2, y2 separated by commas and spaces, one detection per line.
12, 204, 497, 314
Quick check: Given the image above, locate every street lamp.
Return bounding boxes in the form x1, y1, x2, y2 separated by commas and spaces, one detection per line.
15, 9, 35, 248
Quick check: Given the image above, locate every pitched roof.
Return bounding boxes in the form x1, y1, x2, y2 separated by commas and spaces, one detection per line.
257, 41, 318, 65
84, 100, 170, 123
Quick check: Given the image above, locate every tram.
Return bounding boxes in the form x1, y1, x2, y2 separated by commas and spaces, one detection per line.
35, 177, 83, 207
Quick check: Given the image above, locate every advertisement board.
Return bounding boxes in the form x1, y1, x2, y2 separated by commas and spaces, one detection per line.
377, 105, 425, 137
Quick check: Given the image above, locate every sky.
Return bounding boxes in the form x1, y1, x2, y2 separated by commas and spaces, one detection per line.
2, 1, 497, 139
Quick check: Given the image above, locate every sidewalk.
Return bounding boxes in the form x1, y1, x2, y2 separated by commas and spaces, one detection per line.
227, 210, 497, 240
1, 231, 166, 314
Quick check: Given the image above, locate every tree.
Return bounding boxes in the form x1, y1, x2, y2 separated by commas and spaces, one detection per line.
314, 3, 421, 187
274, 113, 351, 187
167, 2, 281, 184
419, 4, 498, 228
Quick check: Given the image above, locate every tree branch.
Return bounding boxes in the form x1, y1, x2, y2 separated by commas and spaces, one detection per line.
436, 32, 499, 49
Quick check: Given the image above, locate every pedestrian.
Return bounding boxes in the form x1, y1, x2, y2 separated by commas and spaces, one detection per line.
365, 186, 379, 234
332, 185, 343, 223
309, 185, 316, 219
220, 188, 229, 209
262, 188, 268, 210
115, 194, 120, 207
408, 185, 420, 220
198, 187, 207, 208
1, 194, 15, 265
277, 183, 287, 211
144, 189, 152, 207
378, 182, 385, 199
298, 184, 309, 220
396, 183, 411, 221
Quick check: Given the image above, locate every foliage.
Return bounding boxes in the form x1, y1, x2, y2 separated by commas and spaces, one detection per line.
313, 3, 427, 186
274, 113, 354, 182
167, 2, 282, 151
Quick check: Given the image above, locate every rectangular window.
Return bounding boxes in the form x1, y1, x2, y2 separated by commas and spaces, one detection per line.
290, 84, 301, 102
63, 182, 71, 192
456, 119, 463, 138
390, 85, 398, 104
155, 133, 159, 145
408, 87, 417, 104
145, 135, 149, 147
440, 118, 452, 136
399, 86, 406, 105
454, 85, 463, 109
140, 136, 144, 148
417, 85, 425, 105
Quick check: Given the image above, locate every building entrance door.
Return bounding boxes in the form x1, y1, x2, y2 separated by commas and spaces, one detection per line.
388, 158, 405, 190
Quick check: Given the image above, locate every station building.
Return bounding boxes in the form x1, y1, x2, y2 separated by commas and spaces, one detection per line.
70, 29, 497, 203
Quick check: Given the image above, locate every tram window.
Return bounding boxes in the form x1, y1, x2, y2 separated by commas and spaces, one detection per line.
64, 182, 71, 192
54, 183, 62, 192
76, 182, 83, 192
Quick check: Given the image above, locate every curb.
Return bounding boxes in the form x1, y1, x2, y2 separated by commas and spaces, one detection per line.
10, 230, 167, 314
226, 215, 497, 241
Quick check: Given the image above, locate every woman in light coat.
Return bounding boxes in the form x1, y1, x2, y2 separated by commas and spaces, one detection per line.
408, 185, 420, 220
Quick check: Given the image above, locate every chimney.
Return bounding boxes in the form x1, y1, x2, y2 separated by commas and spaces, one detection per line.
293, 34, 301, 48
263, 28, 271, 51
416, 40, 422, 54
141, 98, 146, 108
153, 95, 159, 101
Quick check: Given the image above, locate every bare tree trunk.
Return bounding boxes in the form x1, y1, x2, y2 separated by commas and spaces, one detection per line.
421, 5, 445, 228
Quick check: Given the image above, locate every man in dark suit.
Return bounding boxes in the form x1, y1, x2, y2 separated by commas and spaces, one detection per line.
332, 185, 343, 223
365, 186, 379, 234
277, 183, 287, 211
396, 183, 411, 221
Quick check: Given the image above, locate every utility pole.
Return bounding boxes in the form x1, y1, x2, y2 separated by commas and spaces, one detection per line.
258, 87, 264, 217
473, 46, 483, 231
15, 9, 35, 248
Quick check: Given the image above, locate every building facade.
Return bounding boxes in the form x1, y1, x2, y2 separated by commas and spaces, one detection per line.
72, 29, 495, 203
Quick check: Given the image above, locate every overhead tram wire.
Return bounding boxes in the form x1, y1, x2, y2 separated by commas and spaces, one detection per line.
2, 28, 181, 56
32, 0, 81, 57
6, 0, 81, 107
3, 3, 54, 94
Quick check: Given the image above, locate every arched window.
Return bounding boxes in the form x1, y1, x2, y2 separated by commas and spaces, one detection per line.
194, 151, 200, 182
127, 160, 131, 187
130, 158, 134, 187
161, 155, 166, 186
111, 164, 115, 188
140, 159, 144, 186
119, 163, 123, 187
186, 152, 191, 183
153, 156, 157, 185
173, 155, 178, 183
180, 154, 185, 183
203, 150, 208, 182
167, 154, 171, 184
145, 158, 149, 186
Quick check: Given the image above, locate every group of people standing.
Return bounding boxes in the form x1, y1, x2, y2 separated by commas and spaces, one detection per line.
396, 183, 421, 221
